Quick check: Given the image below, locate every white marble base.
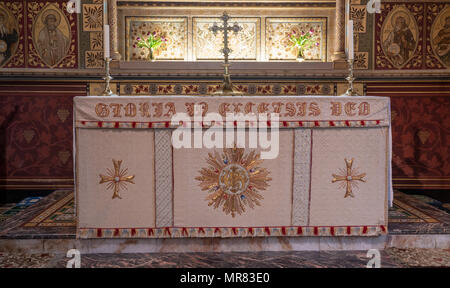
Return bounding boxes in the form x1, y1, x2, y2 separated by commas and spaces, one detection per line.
1, 235, 448, 254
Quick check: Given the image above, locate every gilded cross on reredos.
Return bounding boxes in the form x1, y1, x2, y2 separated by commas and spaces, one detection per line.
209, 12, 243, 95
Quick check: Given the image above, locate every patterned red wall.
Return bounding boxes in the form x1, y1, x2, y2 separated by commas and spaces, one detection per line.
0, 82, 86, 189
367, 82, 450, 190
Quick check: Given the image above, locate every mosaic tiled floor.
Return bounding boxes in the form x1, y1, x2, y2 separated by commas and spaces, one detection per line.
0, 197, 42, 223
0, 250, 401, 268
1, 249, 449, 268
0, 190, 448, 239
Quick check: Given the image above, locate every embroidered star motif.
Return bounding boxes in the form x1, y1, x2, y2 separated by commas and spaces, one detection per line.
332, 158, 366, 198
99, 159, 135, 199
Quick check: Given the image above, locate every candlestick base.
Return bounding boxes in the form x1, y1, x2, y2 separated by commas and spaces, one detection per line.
213, 63, 243, 96
340, 59, 360, 97
342, 88, 360, 97
101, 58, 117, 97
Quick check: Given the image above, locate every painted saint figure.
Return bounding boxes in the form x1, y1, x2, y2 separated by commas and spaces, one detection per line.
0, 8, 18, 67
36, 9, 69, 67
433, 16, 450, 66
383, 15, 416, 67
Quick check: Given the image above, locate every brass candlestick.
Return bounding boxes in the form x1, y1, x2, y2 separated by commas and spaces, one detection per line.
101, 57, 116, 96
341, 59, 360, 96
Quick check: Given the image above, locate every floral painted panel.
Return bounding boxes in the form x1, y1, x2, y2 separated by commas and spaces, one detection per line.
193, 17, 259, 60
266, 18, 327, 61
126, 17, 187, 61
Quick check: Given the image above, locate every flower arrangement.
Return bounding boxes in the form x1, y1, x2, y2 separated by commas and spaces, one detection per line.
288, 28, 320, 62
133, 32, 167, 61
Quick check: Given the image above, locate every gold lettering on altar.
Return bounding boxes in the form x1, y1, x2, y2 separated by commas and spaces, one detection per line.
219, 103, 231, 117
257, 103, 270, 114
285, 102, 296, 117
139, 102, 151, 118
331, 102, 342, 116
92, 101, 374, 119
198, 102, 208, 116
185, 103, 195, 117
344, 102, 357, 116
124, 103, 136, 117
308, 102, 321, 116
109, 103, 123, 117
95, 103, 109, 117
358, 102, 370, 116
244, 102, 254, 114
331, 102, 371, 116
96, 102, 177, 118
152, 103, 163, 117
296, 102, 306, 116
164, 102, 176, 117
232, 103, 242, 113
272, 102, 284, 113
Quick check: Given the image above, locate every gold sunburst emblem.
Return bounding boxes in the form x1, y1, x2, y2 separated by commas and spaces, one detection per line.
196, 147, 272, 217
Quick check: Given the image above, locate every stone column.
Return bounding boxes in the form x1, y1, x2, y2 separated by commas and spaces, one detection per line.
332, 0, 346, 62
108, 0, 121, 60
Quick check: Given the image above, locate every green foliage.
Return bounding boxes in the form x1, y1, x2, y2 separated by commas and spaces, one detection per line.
134, 32, 166, 50
288, 28, 319, 52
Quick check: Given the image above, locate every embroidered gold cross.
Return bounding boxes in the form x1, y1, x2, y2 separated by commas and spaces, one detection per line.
99, 159, 135, 199
332, 158, 366, 198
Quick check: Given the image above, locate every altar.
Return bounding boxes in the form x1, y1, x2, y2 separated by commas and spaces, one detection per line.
74, 95, 391, 239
